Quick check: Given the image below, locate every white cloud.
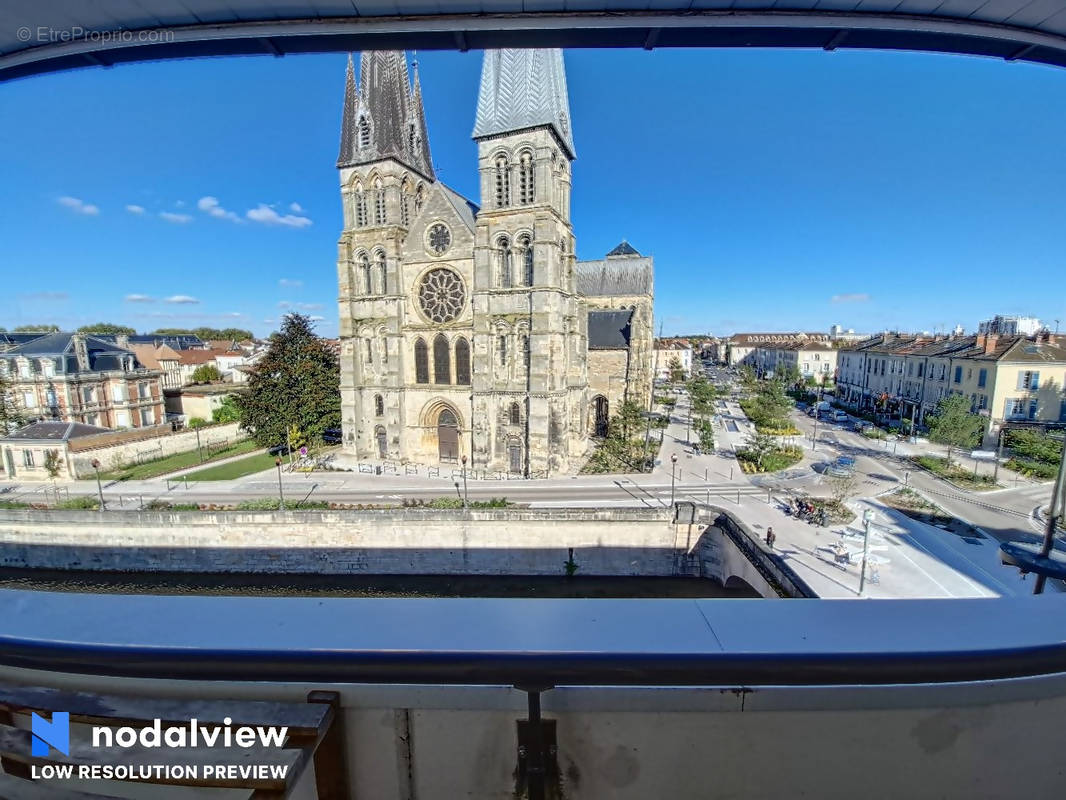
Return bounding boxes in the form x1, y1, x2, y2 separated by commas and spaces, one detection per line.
246, 203, 312, 228
125, 204, 145, 215
289, 202, 304, 213
124, 294, 155, 303
279, 278, 303, 288
58, 196, 100, 216
309, 316, 325, 322
159, 211, 193, 224
165, 295, 200, 304
198, 195, 241, 223
263, 318, 275, 324
830, 293, 871, 304
175, 200, 186, 207
277, 301, 292, 309
295, 302, 323, 311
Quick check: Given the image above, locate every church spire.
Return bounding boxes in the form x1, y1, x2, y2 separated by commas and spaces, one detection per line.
337, 50, 435, 180
472, 49, 575, 159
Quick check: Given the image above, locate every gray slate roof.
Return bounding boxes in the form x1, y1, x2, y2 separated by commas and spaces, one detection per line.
606, 240, 641, 257
1, 333, 144, 374
439, 182, 479, 233
473, 49, 576, 159
576, 258, 653, 297
337, 51, 435, 179
2, 420, 110, 441
587, 309, 633, 350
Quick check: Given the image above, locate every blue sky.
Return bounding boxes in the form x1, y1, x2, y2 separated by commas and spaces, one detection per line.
2, 46, 1066, 339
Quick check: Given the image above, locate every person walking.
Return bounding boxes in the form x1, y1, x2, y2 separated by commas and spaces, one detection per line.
765, 526, 776, 550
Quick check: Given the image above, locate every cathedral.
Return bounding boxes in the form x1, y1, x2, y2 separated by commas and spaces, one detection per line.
336, 48, 654, 476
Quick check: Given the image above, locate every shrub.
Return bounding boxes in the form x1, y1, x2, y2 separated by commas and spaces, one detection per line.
56, 496, 100, 510
0, 500, 30, 509
862, 427, 888, 440
1006, 458, 1058, 480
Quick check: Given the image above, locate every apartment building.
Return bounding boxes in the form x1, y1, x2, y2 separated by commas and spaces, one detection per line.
726, 332, 832, 367
0, 332, 165, 429
654, 341, 694, 381
837, 332, 1066, 442
753, 340, 838, 381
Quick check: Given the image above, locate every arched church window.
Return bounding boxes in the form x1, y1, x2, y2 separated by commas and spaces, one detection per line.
374, 394, 384, 417
358, 117, 371, 150
379, 328, 389, 364
373, 178, 386, 225
414, 338, 429, 384
519, 150, 535, 205
494, 154, 511, 208
496, 236, 512, 289
354, 184, 367, 228
509, 402, 521, 426
433, 334, 451, 385
497, 335, 508, 366
518, 235, 533, 286
519, 333, 530, 370
359, 253, 371, 295
454, 338, 470, 385
364, 338, 373, 366
374, 251, 387, 295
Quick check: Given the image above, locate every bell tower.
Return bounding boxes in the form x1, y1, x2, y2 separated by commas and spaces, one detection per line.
469, 49, 588, 476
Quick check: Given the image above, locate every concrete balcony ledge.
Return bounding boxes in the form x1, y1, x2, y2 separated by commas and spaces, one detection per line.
1, 590, 1065, 687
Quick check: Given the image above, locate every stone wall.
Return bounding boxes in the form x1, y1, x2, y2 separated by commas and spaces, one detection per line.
0, 507, 711, 579
67, 422, 245, 478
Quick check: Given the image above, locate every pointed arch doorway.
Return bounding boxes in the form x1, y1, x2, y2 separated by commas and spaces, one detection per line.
437, 407, 459, 463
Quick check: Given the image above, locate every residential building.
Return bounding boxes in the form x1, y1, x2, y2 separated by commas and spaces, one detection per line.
978, 315, 1043, 336
654, 340, 693, 381
0, 420, 110, 481
0, 333, 165, 430
754, 340, 838, 382
836, 332, 1066, 443
335, 49, 653, 475
726, 332, 832, 367
163, 383, 242, 423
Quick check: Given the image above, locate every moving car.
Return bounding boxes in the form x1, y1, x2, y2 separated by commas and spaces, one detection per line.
830, 410, 849, 423
825, 455, 856, 477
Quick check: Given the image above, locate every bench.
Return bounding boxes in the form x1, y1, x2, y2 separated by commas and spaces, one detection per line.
0, 683, 350, 799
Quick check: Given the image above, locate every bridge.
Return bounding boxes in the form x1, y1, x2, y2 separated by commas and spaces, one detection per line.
3, 1, 1066, 83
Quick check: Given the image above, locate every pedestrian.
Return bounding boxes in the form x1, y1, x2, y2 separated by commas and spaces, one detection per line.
766, 526, 776, 550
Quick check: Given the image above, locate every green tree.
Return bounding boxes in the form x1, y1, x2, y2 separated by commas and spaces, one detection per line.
668, 356, 685, 383
0, 369, 25, 433
234, 314, 340, 448
775, 365, 801, 386
743, 430, 777, 469
43, 449, 63, 496
77, 322, 137, 335
150, 327, 254, 342
211, 394, 241, 424
13, 324, 59, 333
191, 364, 223, 383
926, 395, 987, 463
188, 417, 207, 428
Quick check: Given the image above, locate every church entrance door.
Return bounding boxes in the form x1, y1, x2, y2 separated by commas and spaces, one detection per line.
375, 426, 387, 459
437, 408, 459, 463
593, 395, 609, 438
508, 441, 522, 475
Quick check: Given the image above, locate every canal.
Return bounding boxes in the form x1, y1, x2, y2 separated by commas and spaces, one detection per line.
0, 568, 759, 598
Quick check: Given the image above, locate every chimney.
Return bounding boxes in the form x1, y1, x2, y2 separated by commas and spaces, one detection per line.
71, 334, 89, 371
115, 334, 129, 350
976, 334, 986, 351
983, 334, 999, 355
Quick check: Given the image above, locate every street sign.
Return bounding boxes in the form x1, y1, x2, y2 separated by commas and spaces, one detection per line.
970, 450, 996, 461
299, 446, 308, 456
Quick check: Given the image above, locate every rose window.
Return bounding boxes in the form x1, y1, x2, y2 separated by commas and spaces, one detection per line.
427, 223, 451, 256
417, 268, 465, 324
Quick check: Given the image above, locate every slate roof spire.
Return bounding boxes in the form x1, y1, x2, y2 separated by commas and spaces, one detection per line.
472, 49, 576, 159
337, 50, 435, 180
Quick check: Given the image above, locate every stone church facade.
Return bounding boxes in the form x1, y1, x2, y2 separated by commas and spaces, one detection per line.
335, 49, 654, 476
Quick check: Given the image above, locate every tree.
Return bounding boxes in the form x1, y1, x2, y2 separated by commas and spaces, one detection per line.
234, 314, 340, 448
77, 322, 137, 335
776, 365, 800, 386
191, 364, 223, 383
611, 400, 645, 441
13, 324, 58, 333
0, 369, 25, 433
150, 327, 254, 342
212, 394, 241, 424
188, 417, 207, 428
43, 449, 63, 496
668, 356, 685, 383
926, 395, 987, 463
827, 472, 859, 506
744, 430, 777, 469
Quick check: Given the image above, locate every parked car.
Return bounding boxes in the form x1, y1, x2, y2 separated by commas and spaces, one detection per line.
831, 410, 849, 423
268, 443, 290, 456
323, 427, 343, 444
825, 455, 856, 477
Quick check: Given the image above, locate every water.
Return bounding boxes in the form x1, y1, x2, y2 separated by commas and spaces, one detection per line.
0, 568, 759, 598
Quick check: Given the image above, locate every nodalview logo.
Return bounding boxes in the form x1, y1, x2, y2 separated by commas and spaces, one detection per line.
31, 712, 70, 756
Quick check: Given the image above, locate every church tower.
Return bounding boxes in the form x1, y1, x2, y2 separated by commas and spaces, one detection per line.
470, 49, 589, 476
336, 51, 436, 461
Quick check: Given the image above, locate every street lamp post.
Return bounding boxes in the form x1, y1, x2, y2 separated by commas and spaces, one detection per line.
670, 453, 678, 508
859, 509, 873, 595
812, 411, 819, 451
274, 458, 285, 510
993, 426, 1004, 484
90, 458, 105, 512
1033, 437, 1066, 594
461, 454, 469, 508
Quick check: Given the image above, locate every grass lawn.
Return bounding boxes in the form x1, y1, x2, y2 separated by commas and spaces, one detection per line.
182, 451, 279, 481
101, 438, 261, 481
913, 455, 999, 491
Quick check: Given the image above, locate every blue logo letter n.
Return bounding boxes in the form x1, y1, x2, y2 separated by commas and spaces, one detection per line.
31, 712, 69, 756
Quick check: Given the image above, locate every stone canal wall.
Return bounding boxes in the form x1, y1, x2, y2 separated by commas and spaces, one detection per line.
0, 506, 807, 596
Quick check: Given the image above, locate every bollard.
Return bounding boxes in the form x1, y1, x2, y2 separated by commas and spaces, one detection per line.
737, 489, 741, 505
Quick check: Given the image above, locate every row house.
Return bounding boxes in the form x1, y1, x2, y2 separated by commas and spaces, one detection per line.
654, 340, 694, 381
0, 332, 165, 429
837, 332, 1066, 443
726, 332, 831, 368
753, 340, 838, 382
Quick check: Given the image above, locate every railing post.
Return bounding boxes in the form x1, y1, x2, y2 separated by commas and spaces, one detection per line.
516, 685, 555, 800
